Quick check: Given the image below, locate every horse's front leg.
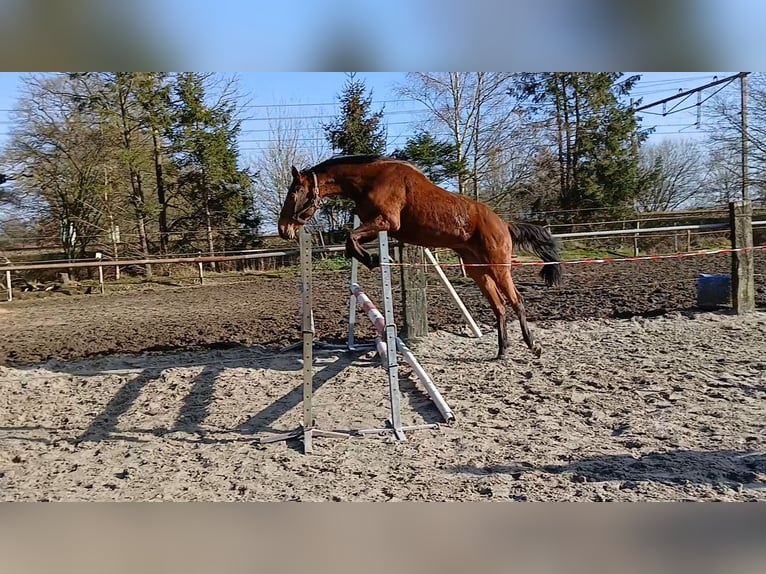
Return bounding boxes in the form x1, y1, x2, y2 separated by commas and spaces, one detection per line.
345, 217, 393, 269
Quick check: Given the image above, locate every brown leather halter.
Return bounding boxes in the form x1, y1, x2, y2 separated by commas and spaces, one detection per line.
292, 171, 322, 225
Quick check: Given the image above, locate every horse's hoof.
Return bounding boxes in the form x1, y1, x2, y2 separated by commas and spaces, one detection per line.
367, 254, 381, 269
532, 343, 542, 358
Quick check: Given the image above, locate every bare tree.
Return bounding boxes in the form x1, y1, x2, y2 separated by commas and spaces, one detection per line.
702, 146, 742, 206
96, 73, 155, 270
705, 72, 766, 204
1, 74, 110, 261
395, 73, 534, 202
635, 138, 706, 212
480, 133, 544, 215
250, 108, 329, 230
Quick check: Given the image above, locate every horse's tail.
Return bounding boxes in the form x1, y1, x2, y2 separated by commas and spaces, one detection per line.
507, 222, 562, 287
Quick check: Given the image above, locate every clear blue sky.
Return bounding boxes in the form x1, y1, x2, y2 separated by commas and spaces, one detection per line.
84, 1, 765, 71
0, 72, 739, 166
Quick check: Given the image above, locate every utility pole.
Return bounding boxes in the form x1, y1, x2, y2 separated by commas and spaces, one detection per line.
741, 72, 749, 202
731, 72, 754, 314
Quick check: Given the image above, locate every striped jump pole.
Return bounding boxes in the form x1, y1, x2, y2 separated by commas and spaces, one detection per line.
349, 231, 444, 440
350, 281, 455, 423
266, 229, 447, 451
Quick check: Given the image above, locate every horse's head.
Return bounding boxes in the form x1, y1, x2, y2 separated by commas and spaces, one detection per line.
278, 166, 320, 240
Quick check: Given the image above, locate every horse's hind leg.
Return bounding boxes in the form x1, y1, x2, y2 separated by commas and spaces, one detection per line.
462, 264, 508, 359
494, 267, 541, 358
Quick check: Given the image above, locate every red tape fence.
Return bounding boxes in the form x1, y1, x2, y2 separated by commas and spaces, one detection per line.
381, 244, 766, 269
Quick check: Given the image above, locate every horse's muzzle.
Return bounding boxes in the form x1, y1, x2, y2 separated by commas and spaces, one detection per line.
278, 220, 295, 240
277, 219, 298, 239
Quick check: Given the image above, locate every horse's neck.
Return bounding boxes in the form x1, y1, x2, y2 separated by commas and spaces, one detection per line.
320, 168, 367, 200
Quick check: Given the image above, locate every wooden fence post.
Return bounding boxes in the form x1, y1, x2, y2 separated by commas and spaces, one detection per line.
95, 252, 105, 294
730, 200, 755, 313
399, 243, 428, 341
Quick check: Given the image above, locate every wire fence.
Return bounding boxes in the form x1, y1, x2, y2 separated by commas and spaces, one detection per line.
2, 220, 759, 269
1, 214, 762, 300
5, 207, 763, 253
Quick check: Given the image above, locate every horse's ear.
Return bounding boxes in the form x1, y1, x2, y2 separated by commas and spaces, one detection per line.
291, 165, 300, 180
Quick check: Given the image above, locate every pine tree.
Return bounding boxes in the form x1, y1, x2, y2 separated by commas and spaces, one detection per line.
512, 73, 647, 221
170, 73, 259, 256
321, 73, 386, 229
100, 72, 155, 272
324, 73, 386, 156
134, 73, 173, 254
392, 130, 462, 185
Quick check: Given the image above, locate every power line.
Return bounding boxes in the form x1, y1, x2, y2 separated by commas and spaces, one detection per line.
0, 74, 718, 117
633, 74, 721, 87
0, 107, 433, 128
0, 74, 726, 150
0, 98, 430, 115
635, 73, 745, 113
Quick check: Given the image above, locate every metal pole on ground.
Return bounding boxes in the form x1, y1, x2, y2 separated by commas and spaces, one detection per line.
5, 270, 11, 302
424, 248, 483, 338
394, 336, 454, 422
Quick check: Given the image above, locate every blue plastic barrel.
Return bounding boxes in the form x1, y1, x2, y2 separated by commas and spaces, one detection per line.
696, 273, 731, 308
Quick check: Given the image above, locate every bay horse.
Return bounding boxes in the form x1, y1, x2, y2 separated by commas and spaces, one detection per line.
277, 155, 562, 360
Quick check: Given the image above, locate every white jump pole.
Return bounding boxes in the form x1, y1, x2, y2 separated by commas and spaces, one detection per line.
394, 337, 454, 422
350, 282, 454, 423
424, 248, 482, 338
347, 215, 361, 350
350, 283, 391, 364
95, 252, 105, 294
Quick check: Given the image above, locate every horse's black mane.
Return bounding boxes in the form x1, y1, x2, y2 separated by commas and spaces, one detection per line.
309, 154, 395, 173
